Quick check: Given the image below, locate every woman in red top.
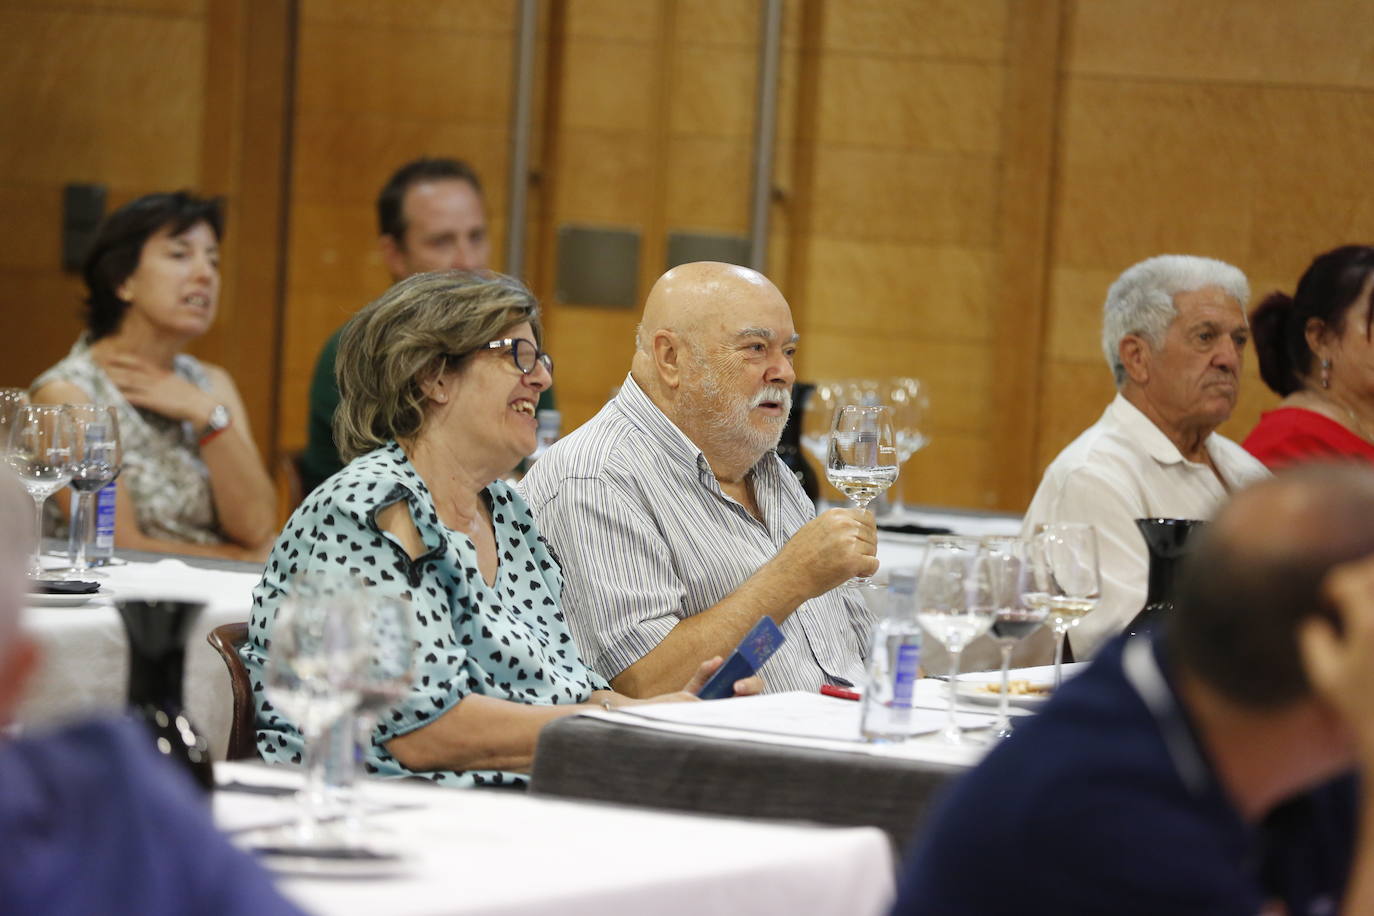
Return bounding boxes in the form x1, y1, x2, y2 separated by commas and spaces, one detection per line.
1245, 245, 1374, 468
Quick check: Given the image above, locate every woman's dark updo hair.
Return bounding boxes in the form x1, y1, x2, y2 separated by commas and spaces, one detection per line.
1251, 245, 1374, 396
81, 191, 224, 341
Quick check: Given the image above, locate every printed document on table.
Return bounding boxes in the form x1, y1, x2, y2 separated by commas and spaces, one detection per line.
614, 690, 993, 742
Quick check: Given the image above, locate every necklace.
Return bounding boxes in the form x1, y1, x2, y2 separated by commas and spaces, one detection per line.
1310, 391, 1374, 444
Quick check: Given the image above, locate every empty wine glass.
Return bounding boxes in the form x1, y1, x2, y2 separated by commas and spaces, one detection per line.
881, 377, 931, 518
342, 596, 414, 844
974, 536, 1046, 740
916, 536, 992, 744
8, 405, 75, 580
61, 405, 122, 579
826, 404, 898, 587
0, 389, 29, 460
1030, 523, 1101, 689
260, 579, 368, 850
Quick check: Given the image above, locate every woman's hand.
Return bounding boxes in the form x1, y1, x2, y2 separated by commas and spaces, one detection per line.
602, 657, 765, 708
98, 353, 214, 424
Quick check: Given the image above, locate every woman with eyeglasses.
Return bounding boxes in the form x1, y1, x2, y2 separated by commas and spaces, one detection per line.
243, 270, 760, 787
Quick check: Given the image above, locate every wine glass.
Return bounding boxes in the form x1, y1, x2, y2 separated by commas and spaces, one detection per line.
341, 596, 415, 845
880, 377, 931, 518
61, 405, 122, 579
973, 536, 1047, 740
7, 405, 75, 580
1030, 523, 1101, 689
826, 404, 898, 587
915, 536, 992, 744
0, 389, 29, 460
800, 380, 847, 486
260, 579, 368, 850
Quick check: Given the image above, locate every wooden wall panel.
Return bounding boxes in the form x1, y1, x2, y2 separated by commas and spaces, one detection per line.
0, 3, 207, 391
275, 0, 522, 450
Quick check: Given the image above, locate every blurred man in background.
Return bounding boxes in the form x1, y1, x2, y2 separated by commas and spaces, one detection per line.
300, 157, 494, 494
899, 466, 1374, 915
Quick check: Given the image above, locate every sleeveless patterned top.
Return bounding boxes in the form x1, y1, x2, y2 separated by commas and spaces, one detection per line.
32, 336, 223, 545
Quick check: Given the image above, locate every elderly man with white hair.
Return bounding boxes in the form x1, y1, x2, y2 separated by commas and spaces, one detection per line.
1022, 254, 1271, 659
521, 262, 877, 697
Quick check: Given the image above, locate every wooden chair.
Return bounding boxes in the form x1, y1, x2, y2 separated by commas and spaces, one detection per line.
206, 622, 257, 760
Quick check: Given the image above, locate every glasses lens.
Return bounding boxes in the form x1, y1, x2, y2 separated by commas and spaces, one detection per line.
539, 353, 554, 375
510, 339, 536, 373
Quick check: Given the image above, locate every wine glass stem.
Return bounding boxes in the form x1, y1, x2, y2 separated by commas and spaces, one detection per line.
945, 647, 963, 740
997, 642, 1014, 732
1052, 623, 1067, 690
70, 491, 93, 574
29, 494, 46, 579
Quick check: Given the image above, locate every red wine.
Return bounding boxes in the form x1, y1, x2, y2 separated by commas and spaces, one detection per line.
992, 612, 1043, 641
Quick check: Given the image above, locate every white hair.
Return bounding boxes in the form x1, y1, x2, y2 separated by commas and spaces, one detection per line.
1101, 255, 1250, 388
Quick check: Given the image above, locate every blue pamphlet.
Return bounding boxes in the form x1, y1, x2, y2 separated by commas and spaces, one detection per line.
695, 616, 785, 700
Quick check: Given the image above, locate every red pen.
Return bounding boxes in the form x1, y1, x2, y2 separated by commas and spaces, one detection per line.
820, 684, 861, 701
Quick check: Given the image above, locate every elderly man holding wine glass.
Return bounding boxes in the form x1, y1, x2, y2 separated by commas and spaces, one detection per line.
521, 261, 879, 697
1021, 254, 1270, 660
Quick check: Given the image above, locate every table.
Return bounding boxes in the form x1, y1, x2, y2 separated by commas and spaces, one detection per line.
214, 762, 896, 916
17, 547, 263, 759
531, 667, 1085, 857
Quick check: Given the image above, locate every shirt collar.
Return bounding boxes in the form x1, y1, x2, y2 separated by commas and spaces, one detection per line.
1108, 392, 1226, 469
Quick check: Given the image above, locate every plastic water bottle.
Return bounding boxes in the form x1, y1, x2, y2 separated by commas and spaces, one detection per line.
89, 481, 116, 565
530, 409, 560, 463
860, 569, 923, 742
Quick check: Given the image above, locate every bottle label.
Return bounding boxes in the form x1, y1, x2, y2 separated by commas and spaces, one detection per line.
92, 481, 116, 557
893, 643, 920, 708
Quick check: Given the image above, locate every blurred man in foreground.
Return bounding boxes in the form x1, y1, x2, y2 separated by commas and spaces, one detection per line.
301, 157, 496, 493
1022, 254, 1270, 659
521, 261, 877, 696
0, 468, 304, 914
896, 466, 1374, 915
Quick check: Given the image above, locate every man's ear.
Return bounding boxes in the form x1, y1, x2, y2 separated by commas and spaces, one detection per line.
1119, 334, 1152, 386
379, 234, 408, 281
653, 330, 684, 390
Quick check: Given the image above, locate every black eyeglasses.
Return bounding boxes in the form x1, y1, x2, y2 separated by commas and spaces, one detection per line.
463, 338, 554, 376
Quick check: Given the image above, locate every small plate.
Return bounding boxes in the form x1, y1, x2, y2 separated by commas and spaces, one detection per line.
27, 585, 113, 607
952, 680, 1052, 710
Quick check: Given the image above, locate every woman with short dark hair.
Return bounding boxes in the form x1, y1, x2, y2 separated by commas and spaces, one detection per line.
244, 270, 758, 787
1245, 246, 1374, 468
31, 191, 275, 559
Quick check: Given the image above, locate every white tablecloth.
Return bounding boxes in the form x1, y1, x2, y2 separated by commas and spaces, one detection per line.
18, 558, 262, 759
215, 763, 895, 916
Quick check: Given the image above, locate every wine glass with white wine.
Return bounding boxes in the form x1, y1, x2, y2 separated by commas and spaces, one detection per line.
1030, 523, 1101, 690
826, 404, 897, 587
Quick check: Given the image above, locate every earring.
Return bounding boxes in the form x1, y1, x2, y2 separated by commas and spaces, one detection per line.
1321, 358, 1332, 389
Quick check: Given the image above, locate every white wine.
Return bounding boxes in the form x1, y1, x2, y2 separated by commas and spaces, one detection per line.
826, 465, 898, 503
1049, 597, 1095, 622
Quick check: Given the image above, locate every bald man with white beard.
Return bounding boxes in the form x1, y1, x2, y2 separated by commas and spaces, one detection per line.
521, 262, 878, 697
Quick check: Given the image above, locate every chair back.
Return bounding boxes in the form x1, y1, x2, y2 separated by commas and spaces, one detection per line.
206, 622, 257, 760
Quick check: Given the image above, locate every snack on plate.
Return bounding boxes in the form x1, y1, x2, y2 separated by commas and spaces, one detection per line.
979, 679, 1053, 697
